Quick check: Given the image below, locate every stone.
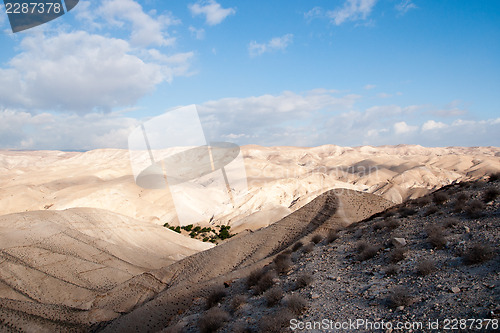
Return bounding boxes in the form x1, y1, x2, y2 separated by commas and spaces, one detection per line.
451, 287, 461, 293
392, 238, 407, 247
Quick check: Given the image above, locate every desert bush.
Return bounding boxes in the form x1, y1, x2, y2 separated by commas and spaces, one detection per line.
399, 207, 417, 218
259, 309, 294, 333
264, 286, 283, 307
302, 242, 315, 253
206, 286, 227, 309
388, 286, 412, 308
358, 244, 380, 261
489, 172, 500, 182
484, 188, 499, 203
384, 264, 399, 276
294, 273, 314, 290
356, 240, 368, 252
373, 221, 385, 231
463, 244, 495, 265
456, 192, 468, 202
443, 217, 459, 228
246, 268, 265, 289
230, 294, 247, 313
433, 192, 449, 205
426, 225, 446, 249
465, 199, 485, 218
385, 217, 400, 230
414, 196, 432, 207
253, 271, 276, 295
390, 247, 406, 263
416, 259, 436, 276
384, 210, 396, 218
326, 230, 339, 243
292, 241, 303, 252
284, 294, 308, 315
424, 206, 439, 216
311, 234, 323, 244
198, 307, 230, 333
273, 253, 292, 274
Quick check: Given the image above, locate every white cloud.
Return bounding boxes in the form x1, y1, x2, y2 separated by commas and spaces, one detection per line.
304, 7, 324, 20
422, 120, 447, 131
327, 0, 377, 25
395, 0, 417, 15
197, 90, 359, 145
394, 121, 418, 134
0, 108, 139, 150
99, 0, 179, 47
0, 31, 192, 113
431, 100, 467, 117
248, 34, 294, 57
364, 84, 376, 90
188, 0, 236, 26
189, 26, 206, 40
377, 93, 392, 98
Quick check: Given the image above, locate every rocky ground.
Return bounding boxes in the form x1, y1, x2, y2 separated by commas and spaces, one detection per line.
162, 176, 499, 333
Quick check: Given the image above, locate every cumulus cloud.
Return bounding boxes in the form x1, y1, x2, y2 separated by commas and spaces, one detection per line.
99, 0, 179, 47
0, 108, 139, 150
394, 121, 418, 134
248, 34, 294, 57
364, 84, 376, 90
395, 0, 417, 15
327, 0, 377, 25
75, 0, 180, 47
422, 120, 447, 131
197, 90, 360, 145
188, 0, 236, 26
0, 31, 193, 113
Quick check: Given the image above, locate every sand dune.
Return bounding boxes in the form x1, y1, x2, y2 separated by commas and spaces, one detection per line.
0, 145, 498, 231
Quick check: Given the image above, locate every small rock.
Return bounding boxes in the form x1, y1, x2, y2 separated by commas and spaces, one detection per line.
311, 293, 320, 299
392, 238, 407, 247
397, 306, 405, 311
464, 226, 470, 233
451, 287, 461, 293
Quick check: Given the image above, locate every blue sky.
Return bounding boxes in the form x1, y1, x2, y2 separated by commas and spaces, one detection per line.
0, 0, 499, 150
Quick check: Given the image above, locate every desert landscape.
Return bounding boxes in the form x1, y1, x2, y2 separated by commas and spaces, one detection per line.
1, 0, 499, 331
0, 145, 499, 332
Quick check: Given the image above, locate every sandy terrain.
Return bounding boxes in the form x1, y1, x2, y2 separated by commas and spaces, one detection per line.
0, 187, 393, 331
0, 145, 498, 230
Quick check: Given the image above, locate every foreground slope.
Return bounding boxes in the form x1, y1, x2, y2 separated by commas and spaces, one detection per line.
150, 178, 500, 333
0, 188, 392, 331
98, 188, 392, 332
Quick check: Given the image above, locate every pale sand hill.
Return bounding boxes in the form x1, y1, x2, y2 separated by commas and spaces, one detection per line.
0, 188, 392, 331
0, 146, 498, 231
0, 208, 212, 310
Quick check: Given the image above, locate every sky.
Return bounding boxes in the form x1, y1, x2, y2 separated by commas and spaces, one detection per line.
0, 0, 499, 150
